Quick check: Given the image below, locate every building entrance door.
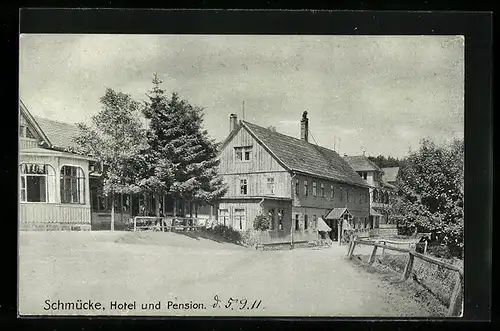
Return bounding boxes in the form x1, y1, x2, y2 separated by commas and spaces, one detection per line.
328, 220, 339, 241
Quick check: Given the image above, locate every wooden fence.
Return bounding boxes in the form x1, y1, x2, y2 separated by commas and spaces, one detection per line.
132, 216, 205, 232
347, 238, 463, 317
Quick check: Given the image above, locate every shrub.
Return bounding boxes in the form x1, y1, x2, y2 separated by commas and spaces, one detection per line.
209, 224, 242, 243
253, 214, 270, 231
241, 229, 261, 247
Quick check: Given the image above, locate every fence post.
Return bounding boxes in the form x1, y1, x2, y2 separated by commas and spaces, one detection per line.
402, 252, 415, 281
423, 241, 428, 255
448, 271, 464, 317
382, 241, 386, 255
369, 245, 378, 265
133, 217, 136, 232
348, 238, 357, 259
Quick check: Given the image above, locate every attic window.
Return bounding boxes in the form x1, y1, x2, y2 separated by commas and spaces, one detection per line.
19, 125, 36, 139
235, 146, 252, 162
26, 127, 36, 139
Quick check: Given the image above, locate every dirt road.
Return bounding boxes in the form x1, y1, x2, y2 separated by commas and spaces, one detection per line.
18, 231, 434, 317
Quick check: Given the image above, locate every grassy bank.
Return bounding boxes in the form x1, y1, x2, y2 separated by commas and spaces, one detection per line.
351, 252, 463, 316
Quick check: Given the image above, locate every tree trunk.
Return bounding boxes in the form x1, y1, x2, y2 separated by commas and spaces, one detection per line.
110, 192, 115, 231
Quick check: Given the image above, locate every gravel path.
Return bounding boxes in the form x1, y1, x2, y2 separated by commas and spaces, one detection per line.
18, 231, 434, 317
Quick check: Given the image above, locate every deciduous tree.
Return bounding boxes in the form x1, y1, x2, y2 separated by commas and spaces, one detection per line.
73, 88, 147, 230
390, 138, 464, 257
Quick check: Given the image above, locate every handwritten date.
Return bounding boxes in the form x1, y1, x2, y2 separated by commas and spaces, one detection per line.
212, 295, 262, 310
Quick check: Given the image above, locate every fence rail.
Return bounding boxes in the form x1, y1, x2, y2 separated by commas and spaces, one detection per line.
348, 237, 463, 317
132, 216, 205, 232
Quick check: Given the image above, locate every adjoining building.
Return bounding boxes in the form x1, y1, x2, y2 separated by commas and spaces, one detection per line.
19, 100, 212, 231
343, 155, 399, 236
19, 100, 95, 230
216, 112, 370, 244
382, 167, 400, 187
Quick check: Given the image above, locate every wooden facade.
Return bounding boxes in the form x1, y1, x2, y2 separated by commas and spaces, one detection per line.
218, 127, 284, 173
217, 115, 370, 245
19, 104, 94, 231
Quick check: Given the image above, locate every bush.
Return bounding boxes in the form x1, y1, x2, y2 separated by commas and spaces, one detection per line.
208, 224, 242, 243
253, 214, 270, 231
241, 229, 260, 247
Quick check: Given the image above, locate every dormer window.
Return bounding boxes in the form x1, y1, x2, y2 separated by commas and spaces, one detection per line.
235, 146, 252, 162
358, 171, 368, 180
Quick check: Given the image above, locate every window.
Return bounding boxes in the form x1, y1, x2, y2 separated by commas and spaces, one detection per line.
218, 209, 229, 226
312, 215, 317, 229
295, 179, 299, 196
234, 208, 246, 230
122, 194, 131, 212
267, 177, 275, 194
304, 215, 309, 230
312, 182, 317, 197
320, 183, 325, 197
20, 163, 55, 203
240, 179, 248, 195
235, 148, 243, 161
295, 214, 300, 231
268, 209, 275, 230
234, 146, 252, 162
19, 125, 36, 139
92, 194, 108, 212
60, 166, 86, 204
304, 181, 308, 197
365, 192, 368, 203
244, 149, 251, 161
277, 209, 284, 230
346, 189, 350, 203
340, 186, 344, 202
358, 191, 362, 204
330, 185, 334, 199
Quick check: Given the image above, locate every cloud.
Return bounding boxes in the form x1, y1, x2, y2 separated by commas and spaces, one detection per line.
19, 34, 464, 158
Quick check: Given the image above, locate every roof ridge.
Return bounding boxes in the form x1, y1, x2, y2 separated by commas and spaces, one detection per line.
34, 115, 78, 127
241, 119, 336, 152
240, 120, 369, 188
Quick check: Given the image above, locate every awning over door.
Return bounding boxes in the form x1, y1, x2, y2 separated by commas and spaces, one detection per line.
316, 217, 332, 232
324, 207, 348, 220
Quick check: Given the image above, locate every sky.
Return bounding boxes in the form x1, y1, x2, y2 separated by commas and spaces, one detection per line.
19, 34, 464, 158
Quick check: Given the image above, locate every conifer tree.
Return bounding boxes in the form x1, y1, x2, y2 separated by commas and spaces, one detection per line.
140, 74, 227, 218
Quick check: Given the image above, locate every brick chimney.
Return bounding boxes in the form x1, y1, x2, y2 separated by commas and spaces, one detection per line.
300, 111, 309, 142
229, 114, 238, 132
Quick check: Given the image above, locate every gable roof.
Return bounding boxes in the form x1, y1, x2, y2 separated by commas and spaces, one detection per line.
382, 167, 400, 183
239, 121, 368, 188
20, 99, 82, 153
343, 155, 384, 173
33, 116, 81, 151
19, 100, 51, 147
